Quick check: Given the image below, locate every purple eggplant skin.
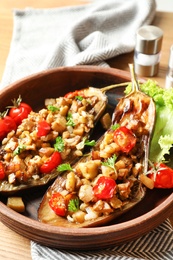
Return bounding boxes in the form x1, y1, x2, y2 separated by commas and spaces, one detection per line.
38, 72, 155, 228
0, 87, 108, 195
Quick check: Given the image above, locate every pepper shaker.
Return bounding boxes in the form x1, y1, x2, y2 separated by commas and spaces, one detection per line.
134, 25, 163, 77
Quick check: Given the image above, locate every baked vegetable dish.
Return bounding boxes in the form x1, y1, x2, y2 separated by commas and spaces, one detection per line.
0, 87, 107, 193
37, 65, 156, 227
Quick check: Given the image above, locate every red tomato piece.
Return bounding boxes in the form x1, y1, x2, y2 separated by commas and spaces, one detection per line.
49, 192, 67, 216
0, 162, 5, 180
9, 101, 32, 126
64, 90, 84, 99
93, 176, 116, 199
40, 151, 62, 174
148, 163, 173, 189
37, 120, 51, 137
113, 126, 136, 153
0, 115, 17, 141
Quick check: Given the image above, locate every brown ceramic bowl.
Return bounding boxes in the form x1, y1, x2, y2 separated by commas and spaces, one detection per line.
0, 66, 172, 250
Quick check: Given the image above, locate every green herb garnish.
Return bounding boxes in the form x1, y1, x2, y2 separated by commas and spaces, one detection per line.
47, 105, 60, 112
102, 154, 117, 171
66, 113, 75, 127
76, 138, 96, 150
57, 163, 73, 172
68, 198, 80, 212
84, 139, 96, 146
76, 95, 83, 101
111, 124, 120, 130
54, 136, 65, 152
13, 145, 26, 155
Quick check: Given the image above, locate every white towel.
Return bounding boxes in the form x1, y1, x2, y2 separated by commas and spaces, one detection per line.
1, 0, 156, 88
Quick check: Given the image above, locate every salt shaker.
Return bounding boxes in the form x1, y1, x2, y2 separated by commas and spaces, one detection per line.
165, 45, 173, 89
134, 25, 163, 77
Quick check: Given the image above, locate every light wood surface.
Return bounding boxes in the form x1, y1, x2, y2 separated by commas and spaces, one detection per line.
0, 1, 173, 259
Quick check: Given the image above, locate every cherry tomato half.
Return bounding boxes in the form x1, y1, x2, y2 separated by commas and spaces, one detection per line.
148, 163, 173, 189
0, 162, 5, 180
9, 97, 32, 126
93, 176, 116, 199
40, 151, 62, 174
113, 126, 136, 153
49, 192, 67, 216
37, 120, 51, 137
64, 90, 84, 99
49, 193, 73, 216
0, 115, 17, 141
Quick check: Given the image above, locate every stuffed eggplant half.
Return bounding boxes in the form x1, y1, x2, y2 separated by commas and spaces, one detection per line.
38, 66, 156, 228
0, 88, 107, 194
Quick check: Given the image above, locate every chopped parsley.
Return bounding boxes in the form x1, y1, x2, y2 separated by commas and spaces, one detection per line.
111, 124, 120, 130
76, 137, 96, 150
47, 105, 60, 112
66, 113, 75, 127
102, 154, 117, 171
84, 139, 96, 146
54, 136, 65, 152
13, 145, 26, 155
68, 198, 80, 212
57, 163, 73, 172
76, 95, 83, 101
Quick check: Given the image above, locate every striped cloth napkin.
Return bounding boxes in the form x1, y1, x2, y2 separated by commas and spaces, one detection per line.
1, 0, 156, 88
1, 0, 172, 259
31, 220, 173, 260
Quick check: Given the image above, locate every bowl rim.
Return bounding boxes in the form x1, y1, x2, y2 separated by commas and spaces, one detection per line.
0, 65, 132, 94
0, 65, 172, 247
0, 191, 173, 236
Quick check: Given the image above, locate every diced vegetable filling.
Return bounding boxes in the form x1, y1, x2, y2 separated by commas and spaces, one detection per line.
48, 126, 145, 223
0, 93, 101, 185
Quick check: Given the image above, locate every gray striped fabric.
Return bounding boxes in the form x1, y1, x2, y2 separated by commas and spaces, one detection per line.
31, 220, 173, 260
1, 0, 156, 88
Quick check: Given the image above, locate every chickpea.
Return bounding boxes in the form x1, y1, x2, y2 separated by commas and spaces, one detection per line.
72, 210, 86, 223
76, 160, 101, 180
66, 171, 76, 192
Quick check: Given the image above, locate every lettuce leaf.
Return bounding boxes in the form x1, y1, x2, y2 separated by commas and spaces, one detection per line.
126, 80, 173, 162
149, 106, 173, 162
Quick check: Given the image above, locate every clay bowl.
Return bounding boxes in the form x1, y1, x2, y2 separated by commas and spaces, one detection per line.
0, 66, 172, 250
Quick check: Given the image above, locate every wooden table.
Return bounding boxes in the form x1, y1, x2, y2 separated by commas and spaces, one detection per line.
0, 1, 173, 259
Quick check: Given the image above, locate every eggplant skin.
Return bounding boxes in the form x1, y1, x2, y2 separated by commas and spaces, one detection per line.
0, 87, 107, 195
38, 77, 155, 228
38, 181, 146, 228
0, 170, 60, 195
38, 124, 148, 228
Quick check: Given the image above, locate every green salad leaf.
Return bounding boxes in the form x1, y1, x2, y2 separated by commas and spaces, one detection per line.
126, 80, 173, 162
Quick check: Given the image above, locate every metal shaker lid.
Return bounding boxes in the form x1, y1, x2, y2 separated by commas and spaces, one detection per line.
135, 25, 163, 55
